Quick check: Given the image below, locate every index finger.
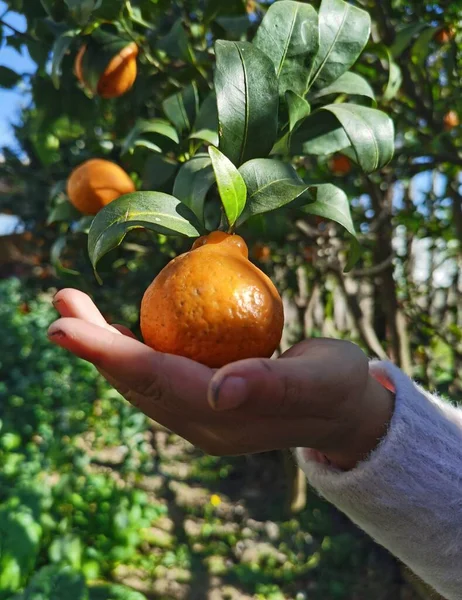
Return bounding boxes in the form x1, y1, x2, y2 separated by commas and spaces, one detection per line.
48, 318, 213, 415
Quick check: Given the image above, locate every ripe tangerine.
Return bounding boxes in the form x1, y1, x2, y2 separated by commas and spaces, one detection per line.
75, 42, 139, 99
330, 155, 352, 176
444, 110, 460, 131
67, 159, 135, 215
141, 232, 284, 368
435, 27, 455, 44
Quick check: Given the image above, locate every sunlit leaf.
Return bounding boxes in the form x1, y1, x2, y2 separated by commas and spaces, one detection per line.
292, 105, 394, 172
321, 104, 395, 172
253, 0, 319, 98
238, 158, 309, 224
215, 40, 279, 165
309, 0, 371, 90
286, 91, 311, 133
209, 146, 247, 228
121, 119, 179, 155
88, 192, 202, 276
311, 72, 376, 105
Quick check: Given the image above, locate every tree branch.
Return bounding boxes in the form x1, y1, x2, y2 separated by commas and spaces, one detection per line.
0, 19, 37, 43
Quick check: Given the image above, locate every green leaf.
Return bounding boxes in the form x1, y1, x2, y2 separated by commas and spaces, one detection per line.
253, 0, 319, 98
88, 192, 202, 274
130, 140, 162, 154
47, 200, 81, 224
22, 566, 88, 600
290, 111, 351, 157
214, 40, 279, 166
309, 0, 371, 90
157, 18, 196, 64
302, 184, 360, 270
390, 23, 427, 58
40, 0, 69, 21
190, 93, 219, 147
381, 47, 402, 102
94, 0, 124, 20
286, 91, 311, 132
209, 146, 247, 228
89, 584, 148, 600
64, 0, 101, 24
384, 65, 402, 103
216, 16, 251, 38
237, 158, 309, 224
0, 66, 21, 89
51, 31, 78, 90
0, 505, 42, 594
121, 119, 179, 155
173, 155, 215, 224
49, 535, 82, 570
73, 216, 94, 233
411, 27, 436, 68
162, 83, 199, 134
311, 72, 376, 105
51, 236, 80, 276
320, 104, 395, 172
142, 155, 178, 191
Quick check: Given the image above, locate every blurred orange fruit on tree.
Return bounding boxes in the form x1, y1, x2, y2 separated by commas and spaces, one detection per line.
444, 110, 460, 131
67, 159, 135, 215
329, 155, 352, 176
74, 32, 138, 99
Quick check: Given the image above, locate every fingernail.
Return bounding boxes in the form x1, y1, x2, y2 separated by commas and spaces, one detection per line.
52, 297, 62, 308
209, 376, 248, 411
48, 325, 66, 340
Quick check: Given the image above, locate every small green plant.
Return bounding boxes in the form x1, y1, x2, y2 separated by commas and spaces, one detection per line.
0, 280, 155, 599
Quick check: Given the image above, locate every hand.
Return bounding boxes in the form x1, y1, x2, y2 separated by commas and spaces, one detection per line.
48, 289, 394, 469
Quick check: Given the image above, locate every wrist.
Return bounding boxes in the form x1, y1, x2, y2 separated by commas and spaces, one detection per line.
324, 373, 395, 471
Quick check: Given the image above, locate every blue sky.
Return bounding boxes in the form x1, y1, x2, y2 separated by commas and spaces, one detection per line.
0, 1, 36, 151
0, 1, 36, 233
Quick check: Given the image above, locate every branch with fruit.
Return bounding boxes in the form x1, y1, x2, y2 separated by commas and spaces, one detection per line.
55, 0, 395, 367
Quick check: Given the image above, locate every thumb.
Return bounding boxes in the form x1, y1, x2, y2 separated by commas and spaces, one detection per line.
208, 340, 368, 416
208, 357, 312, 416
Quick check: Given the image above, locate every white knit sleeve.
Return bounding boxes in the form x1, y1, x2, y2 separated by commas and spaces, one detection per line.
296, 362, 462, 600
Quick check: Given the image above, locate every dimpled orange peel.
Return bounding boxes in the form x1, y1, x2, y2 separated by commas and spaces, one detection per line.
140, 231, 284, 368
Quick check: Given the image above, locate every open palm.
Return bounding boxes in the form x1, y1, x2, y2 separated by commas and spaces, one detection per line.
49, 289, 391, 467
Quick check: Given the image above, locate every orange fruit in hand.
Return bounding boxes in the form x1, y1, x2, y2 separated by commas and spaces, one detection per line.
329, 154, 352, 176
67, 159, 135, 215
75, 42, 139, 99
141, 232, 284, 368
